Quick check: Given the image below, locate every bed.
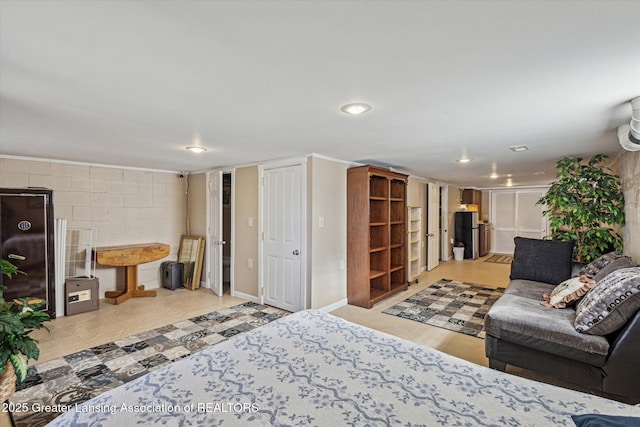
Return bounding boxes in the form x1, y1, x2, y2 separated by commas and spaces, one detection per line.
48, 310, 640, 426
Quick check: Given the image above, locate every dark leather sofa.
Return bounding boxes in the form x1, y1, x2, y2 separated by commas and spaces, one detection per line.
485, 253, 640, 405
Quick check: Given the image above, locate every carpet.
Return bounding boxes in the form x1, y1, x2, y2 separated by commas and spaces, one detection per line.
484, 254, 513, 264
383, 279, 505, 339
9, 302, 290, 427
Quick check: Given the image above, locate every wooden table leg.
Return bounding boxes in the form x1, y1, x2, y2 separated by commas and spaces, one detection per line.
104, 265, 157, 304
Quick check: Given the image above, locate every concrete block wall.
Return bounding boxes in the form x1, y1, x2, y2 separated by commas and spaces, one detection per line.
0, 157, 186, 298
621, 151, 640, 261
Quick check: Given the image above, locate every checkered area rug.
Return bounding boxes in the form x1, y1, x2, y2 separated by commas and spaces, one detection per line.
383, 279, 505, 339
9, 302, 289, 427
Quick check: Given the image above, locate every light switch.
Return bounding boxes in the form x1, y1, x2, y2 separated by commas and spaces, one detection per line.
318, 216, 325, 228
248, 258, 253, 269
248, 217, 254, 227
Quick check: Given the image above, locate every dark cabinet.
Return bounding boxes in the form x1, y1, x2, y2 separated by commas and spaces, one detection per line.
0, 188, 56, 317
462, 189, 481, 205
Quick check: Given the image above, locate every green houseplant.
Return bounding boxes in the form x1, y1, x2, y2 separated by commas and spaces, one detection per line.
537, 154, 625, 263
0, 259, 50, 389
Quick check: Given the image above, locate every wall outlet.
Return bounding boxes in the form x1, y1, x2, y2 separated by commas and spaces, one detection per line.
248, 258, 253, 269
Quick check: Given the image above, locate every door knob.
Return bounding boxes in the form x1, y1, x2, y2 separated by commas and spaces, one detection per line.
292, 250, 300, 255
8, 254, 26, 261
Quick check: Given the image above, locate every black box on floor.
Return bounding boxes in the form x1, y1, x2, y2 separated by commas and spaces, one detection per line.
65, 276, 99, 316
161, 261, 184, 290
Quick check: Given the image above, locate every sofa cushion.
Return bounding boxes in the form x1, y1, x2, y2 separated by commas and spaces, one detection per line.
541, 275, 596, 309
504, 279, 555, 300
574, 267, 640, 335
485, 291, 609, 366
510, 237, 575, 285
578, 251, 636, 282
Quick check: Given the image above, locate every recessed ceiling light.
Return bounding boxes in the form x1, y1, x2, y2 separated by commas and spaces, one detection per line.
506, 178, 513, 187
186, 146, 207, 153
456, 158, 472, 163
340, 103, 372, 115
490, 173, 499, 179
509, 145, 529, 152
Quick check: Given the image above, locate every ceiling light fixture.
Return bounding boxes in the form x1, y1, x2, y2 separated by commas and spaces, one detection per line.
186, 146, 207, 153
456, 158, 472, 163
490, 173, 498, 179
340, 103, 372, 115
509, 145, 529, 152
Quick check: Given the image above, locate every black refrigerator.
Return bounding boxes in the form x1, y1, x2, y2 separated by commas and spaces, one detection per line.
455, 211, 479, 259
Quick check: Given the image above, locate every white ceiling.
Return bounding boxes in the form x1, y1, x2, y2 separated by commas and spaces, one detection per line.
1, 1, 639, 188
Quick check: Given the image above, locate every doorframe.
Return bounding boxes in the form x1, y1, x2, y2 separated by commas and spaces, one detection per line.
258, 156, 308, 309
205, 168, 235, 296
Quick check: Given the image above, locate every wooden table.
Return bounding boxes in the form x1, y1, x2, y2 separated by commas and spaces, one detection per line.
94, 242, 170, 304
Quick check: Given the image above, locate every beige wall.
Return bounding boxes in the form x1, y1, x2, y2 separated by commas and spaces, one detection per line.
447, 185, 461, 258
620, 151, 640, 261
187, 173, 207, 237
0, 158, 185, 298
309, 157, 348, 309
233, 165, 259, 297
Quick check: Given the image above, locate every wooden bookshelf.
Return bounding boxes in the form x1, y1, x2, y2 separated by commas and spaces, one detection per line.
347, 165, 408, 308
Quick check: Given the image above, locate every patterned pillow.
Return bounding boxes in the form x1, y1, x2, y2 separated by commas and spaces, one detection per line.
574, 267, 640, 335
578, 252, 635, 281
541, 275, 596, 309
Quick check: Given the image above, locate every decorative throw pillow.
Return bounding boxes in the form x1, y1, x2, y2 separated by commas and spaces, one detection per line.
592, 256, 636, 282
541, 275, 596, 308
574, 267, 640, 335
510, 237, 575, 285
578, 251, 635, 281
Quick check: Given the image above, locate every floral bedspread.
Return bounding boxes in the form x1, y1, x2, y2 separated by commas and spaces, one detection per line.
48, 310, 639, 426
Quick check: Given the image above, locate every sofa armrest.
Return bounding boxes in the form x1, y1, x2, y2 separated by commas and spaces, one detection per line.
603, 309, 640, 400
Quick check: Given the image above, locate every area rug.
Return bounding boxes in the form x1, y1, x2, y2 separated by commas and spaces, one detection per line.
383, 279, 505, 339
484, 254, 513, 264
9, 302, 289, 427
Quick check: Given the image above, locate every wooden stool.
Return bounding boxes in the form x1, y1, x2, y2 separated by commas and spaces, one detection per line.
94, 243, 169, 305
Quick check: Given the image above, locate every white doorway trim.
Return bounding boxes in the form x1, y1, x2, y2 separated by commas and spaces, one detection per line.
258, 156, 308, 311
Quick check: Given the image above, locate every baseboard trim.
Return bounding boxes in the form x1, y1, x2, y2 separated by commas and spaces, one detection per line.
318, 298, 348, 313
232, 290, 260, 304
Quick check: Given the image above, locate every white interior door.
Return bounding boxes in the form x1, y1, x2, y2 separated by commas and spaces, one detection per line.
207, 170, 224, 296
261, 163, 304, 312
427, 182, 440, 271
